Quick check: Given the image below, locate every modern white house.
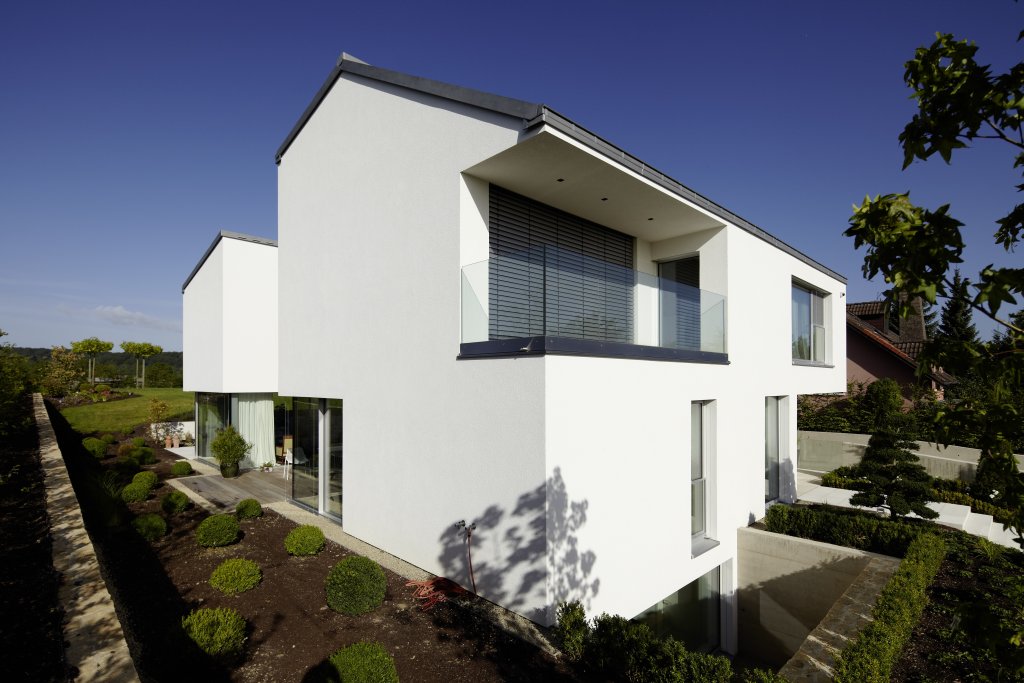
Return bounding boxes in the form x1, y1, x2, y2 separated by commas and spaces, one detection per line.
183, 53, 846, 655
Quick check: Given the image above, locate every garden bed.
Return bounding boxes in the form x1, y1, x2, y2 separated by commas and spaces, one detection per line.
49, 406, 578, 682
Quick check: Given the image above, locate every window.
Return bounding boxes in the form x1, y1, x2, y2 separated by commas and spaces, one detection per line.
765, 396, 781, 502
634, 565, 721, 652
691, 400, 717, 554
792, 282, 827, 363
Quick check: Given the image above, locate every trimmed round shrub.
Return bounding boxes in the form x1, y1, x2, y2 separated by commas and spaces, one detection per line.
235, 498, 263, 520
82, 437, 107, 459
132, 470, 158, 491
115, 455, 140, 476
100, 433, 117, 445
170, 460, 193, 476
181, 607, 246, 661
161, 489, 191, 514
196, 514, 240, 547
132, 436, 146, 448
116, 442, 135, 458
327, 642, 398, 683
95, 384, 111, 393
133, 446, 156, 465
284, 525, 325, 556
210, 558, 262, 595
120, 482, 150, 503
132, 512, 167, 541
325, 556, 387, 615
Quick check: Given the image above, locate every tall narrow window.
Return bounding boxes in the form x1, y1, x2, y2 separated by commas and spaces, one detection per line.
659, 256, 701, 350
765, 396, 781, 502
792, 282, 827, 363
691, 401, 707, 538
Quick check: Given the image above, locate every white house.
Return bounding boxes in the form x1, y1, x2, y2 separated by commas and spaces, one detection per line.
183, 54, 846, 655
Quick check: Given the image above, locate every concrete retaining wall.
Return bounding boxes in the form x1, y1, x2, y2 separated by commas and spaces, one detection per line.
737, 526, 897, 668
36, 394, 138, 682
797, 430, 1024, 481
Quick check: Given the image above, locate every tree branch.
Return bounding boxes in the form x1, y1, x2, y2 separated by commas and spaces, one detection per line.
983, 118, 1024, 150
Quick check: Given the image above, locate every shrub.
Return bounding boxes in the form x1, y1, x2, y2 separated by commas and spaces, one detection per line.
196, 514, 240, 547
235, 498, 263, 520
211, 425, 250, 467
285, 525, 325, 556
764, 504, 924, 556
120, 481, 150, 503
100, 433, 117, 445
79, 381, 93, 393
115, 455, 140, 476
833, 534, 947, 682
132, 436, 146, 448
132, 512, 167, 541
583, 614, 731, 683
95, 384, 111, 393
170, 460, 193, 476
181, 607, 246, 662
326, 556, 387, 615
210, 558, 262, 595
82, 437, 107, 459
554, 600, 588, 661
740, 668, 788, 683
161, 489, 191, 514
327, 642, 398, 683
132, 470, 158, 491
133, 446, 156, 465
116, 441, 136, 458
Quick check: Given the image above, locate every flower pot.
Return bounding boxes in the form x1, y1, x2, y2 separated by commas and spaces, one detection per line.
220, 461, 240, 478
164, 436, 172, 448
172, 436, 180, 448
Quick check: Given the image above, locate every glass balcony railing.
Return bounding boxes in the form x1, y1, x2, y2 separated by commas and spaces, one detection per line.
461, 245, 726, 354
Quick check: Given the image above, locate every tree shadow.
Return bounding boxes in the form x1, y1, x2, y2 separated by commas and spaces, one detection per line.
436, 466, 599, 625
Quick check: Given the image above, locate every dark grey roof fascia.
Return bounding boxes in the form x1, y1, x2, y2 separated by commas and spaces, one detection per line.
275, 55, 541, 164
527, 107, 846, 284
182, 230, 278, 293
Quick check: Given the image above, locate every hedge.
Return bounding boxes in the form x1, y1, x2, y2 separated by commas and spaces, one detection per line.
764, 504, 924, 556
833, 534, 947, 682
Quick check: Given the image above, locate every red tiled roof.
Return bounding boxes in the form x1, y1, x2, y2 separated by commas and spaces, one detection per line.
847, 301, 887, 317
846, 313, 955, 386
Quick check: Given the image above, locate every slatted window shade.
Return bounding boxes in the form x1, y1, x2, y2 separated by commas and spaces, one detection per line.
489, 185, 635, 343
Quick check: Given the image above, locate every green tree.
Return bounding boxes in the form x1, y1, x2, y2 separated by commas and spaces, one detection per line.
850, 431, 938, 519
39, 346, 85, 397
0, 329, 32, 437
120, 341, 163, 388
70, 336, 114, 385
937, 269, 979, 345
143, 363, 181, 388
844, 29, 1024, 547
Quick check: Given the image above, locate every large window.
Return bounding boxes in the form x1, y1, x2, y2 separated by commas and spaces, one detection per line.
196, 392, 230, 462
289, 397, 343, 520
792, 282, 827, 363
634, 566, 721, 652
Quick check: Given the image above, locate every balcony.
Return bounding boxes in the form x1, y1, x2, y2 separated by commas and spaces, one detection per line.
460, 245, 727, 362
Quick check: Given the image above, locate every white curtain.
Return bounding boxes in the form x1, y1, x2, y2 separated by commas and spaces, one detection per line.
236, 393, 274, 469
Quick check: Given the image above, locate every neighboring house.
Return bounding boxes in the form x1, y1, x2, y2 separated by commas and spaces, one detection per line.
846, 300, 953, 400
182, 54, 846, 655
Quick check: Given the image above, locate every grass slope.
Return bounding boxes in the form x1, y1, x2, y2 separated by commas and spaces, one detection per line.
61, 388, 194, 435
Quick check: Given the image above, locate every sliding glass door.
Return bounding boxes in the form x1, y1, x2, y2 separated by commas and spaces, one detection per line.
290, 397, 343, 520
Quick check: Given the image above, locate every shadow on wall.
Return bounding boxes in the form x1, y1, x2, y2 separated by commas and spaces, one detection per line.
436, 466, 599, 624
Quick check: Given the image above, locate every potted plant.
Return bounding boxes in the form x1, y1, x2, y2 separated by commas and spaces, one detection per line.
210, 425, 250, 479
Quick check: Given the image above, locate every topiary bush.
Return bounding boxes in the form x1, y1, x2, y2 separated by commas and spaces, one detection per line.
133, 446, 156, 465
170, 460, 193, 476
100, 433, 117, 445
181, 607, 247, 662
132, 436, 146, 448
235, 498, 263, 520
82, 437, 107, 459
132, 512, 167, 541
210, 558, 262, 595
284, 524, 325, 556
327, 642, 398, 683
132, 470, 158, 491
554, 600, 587, 661
325, 556, 387, 615
120, 481, 150, 503
196, 514, 240, 547
161, 489, 191, 514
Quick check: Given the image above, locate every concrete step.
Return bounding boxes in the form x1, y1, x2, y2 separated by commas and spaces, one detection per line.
988, 521, 1022, 549
963, 512, 994, 537
928, 502, 971, 530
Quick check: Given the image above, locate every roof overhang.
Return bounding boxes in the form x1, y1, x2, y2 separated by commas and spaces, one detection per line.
464, 127, 723, 242
182, 231, 277, 293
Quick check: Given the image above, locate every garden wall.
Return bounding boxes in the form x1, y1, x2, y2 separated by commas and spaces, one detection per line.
35, 394, 138, 682
797, 430, 1024, 481
736, 526, 896, 668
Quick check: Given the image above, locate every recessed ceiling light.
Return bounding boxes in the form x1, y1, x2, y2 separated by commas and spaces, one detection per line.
647, 217, 654, 221
556, 178, 565, 182
601, 197, 608, 201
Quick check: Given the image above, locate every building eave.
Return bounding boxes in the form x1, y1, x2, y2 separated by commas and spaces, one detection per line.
182, 230, 278, 293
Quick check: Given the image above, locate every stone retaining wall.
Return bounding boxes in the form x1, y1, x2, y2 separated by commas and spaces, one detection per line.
35, 394, 138, 682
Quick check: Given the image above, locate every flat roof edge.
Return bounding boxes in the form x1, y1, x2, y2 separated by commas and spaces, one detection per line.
532, 107, 847, 284
275, 56, 542, 164
182, 230, 277, 292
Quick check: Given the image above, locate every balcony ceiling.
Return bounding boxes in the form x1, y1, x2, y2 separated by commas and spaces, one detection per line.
463, 130, 723, 242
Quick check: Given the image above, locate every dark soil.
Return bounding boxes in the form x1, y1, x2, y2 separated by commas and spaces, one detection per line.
0, 397, 67, 682
47, 404, 580, 683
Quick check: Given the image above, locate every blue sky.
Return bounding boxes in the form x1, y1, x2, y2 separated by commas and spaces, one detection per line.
1, 0, 1021, 350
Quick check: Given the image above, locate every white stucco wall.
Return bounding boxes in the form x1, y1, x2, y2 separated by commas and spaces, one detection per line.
274, 68, 846, 637
277, 74, 554, 619
183, 236, 277, 393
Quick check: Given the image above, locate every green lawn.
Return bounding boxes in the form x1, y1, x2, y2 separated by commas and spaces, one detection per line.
61, 387, 195, 435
